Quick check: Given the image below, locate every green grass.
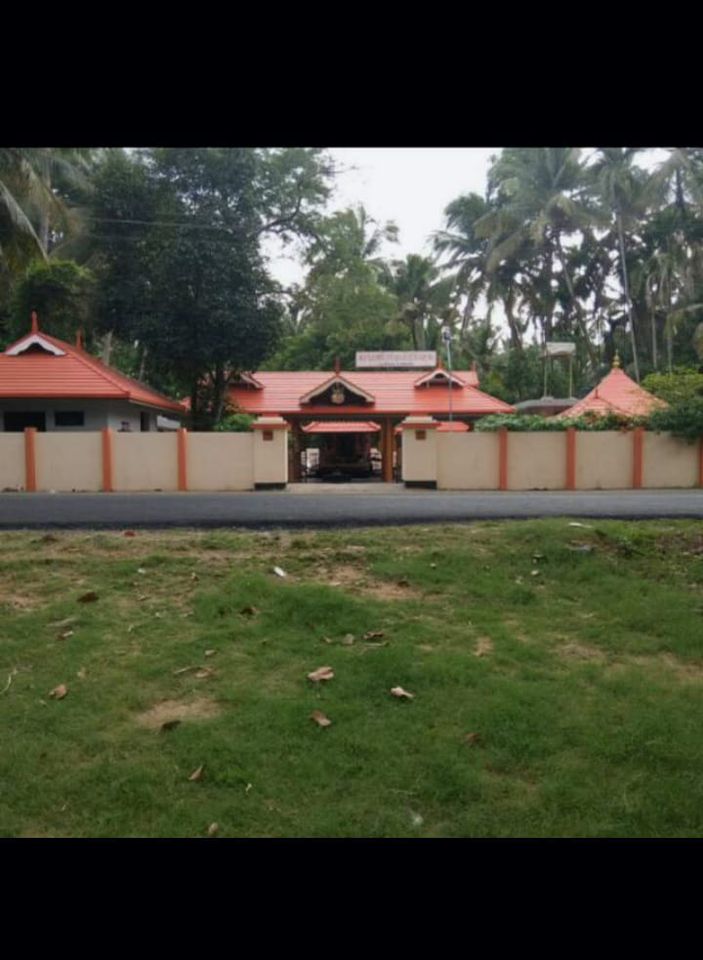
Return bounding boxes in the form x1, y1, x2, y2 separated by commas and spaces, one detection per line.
2, 519, 703, 837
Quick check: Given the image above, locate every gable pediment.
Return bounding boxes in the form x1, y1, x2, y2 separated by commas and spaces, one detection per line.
5, 334, 66, 357
414, 367, 466, 389
299, 374, 375, 407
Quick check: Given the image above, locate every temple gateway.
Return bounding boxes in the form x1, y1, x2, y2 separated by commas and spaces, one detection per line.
227, 360, 514, 482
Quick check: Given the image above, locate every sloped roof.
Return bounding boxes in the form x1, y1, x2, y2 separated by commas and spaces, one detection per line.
557, 363, 666, 419
228, 370, 512, 418
301, 421, 381, 433
0, 327, 185, 414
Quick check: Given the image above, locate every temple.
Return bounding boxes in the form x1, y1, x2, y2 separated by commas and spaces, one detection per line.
227, 360, 514, 481
557, 355, 666, 420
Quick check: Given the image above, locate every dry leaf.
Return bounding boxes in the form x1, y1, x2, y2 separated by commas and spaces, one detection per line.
49, 684, 68, 700
273, 566, 287, 578
195, 668, 214, 680
57, 629, 74, 641
190, 572, 199, 582
204, 649, 216, 658
240, 605, 259, 616
341, 633, 355, 646
137, 568, 147, 575
568, 522, 592, 529
321, 636, 334, 644
50, 616, 78, 629
77, 591, 99, 603
160, 720, 181, 733
390, 686, 415, 700
207, 822, 219, 837
76, 667, 87, 680
0, 669, 17, 696
464, 732, 482, 746
362, 630, 385, 641
531, 569, 540, 577
173, 665, 197, 676
137, 594, 148, 601
188, 764, 204, 782
307, 666, 334, 683
245, 783, 252, 794
310, 709, 332, 728
429, 563, 437, 569
123, 530, 137, 537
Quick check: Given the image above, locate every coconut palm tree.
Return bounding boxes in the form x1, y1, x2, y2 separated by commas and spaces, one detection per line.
384, 254, 454, 350
589, 148, 653, 381
433, 192, 529, 350
472, 148, 602, 368
0, 146, 97, 286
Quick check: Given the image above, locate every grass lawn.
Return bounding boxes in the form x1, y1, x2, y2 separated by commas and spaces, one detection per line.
2, 519, 703, 838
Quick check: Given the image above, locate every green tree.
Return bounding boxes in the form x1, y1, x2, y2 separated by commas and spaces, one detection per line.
85, 148, 333, 425
590, 148, 650, 380
8, 259, 95, 345
268, 206, 405, 370
476, 148, 602, 367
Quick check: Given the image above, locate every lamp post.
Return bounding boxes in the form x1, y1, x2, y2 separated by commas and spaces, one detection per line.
441, 325, 453, 424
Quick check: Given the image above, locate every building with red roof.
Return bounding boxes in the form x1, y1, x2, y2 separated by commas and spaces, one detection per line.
557, 355, 666, 420
0, 313, 185, 432
226, 359, 514, 480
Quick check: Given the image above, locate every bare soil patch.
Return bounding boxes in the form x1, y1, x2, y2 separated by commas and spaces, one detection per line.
557, 641, 608, 662
474, 636, 494, 657
135, 697, 221, 729
312, 562, 420, 601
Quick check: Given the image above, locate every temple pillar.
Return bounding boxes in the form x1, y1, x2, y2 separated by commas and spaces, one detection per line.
381, 418, 394, 482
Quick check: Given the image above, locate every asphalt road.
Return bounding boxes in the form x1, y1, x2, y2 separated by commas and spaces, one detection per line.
1, 489, 703, 529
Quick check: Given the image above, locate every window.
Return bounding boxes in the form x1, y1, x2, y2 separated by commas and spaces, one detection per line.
415, 429, 427, 440
3, 412, 46, 432
263, 430, 274, 441
54, 411, 85, 427
140, 412, 150, 432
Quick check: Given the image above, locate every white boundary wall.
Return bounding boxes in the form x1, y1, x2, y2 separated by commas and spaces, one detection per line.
187, 433, 254, 490
0, 435, 26, 490
402, 424, 702, 491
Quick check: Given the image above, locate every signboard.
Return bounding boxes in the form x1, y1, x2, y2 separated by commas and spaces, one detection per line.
355, 351, 437, 369
544, 342, 576, 357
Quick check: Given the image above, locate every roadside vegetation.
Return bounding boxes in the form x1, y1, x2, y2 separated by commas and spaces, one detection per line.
2, 520, 703, 838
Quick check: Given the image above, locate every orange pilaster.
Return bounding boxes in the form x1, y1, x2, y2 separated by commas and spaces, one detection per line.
102, 428, 113, 492
24, 427, 37, 492
566, 427, 576, 490
632, 427, 644, 489
498, 428, 508, 490
177, 428, 188, 491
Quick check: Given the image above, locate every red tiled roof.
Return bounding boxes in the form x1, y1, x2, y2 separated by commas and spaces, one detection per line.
302, 421, 381, 434
557, 367, 666, 419
228, 370, 512, 418
0, 330, 185, 414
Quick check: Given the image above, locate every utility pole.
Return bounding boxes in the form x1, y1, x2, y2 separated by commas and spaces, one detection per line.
441, 325, 453, 423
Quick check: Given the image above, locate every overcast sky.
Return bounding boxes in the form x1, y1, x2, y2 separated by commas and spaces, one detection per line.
265, 147, 498, 287
265, 147, 669, 291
